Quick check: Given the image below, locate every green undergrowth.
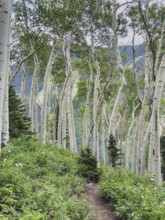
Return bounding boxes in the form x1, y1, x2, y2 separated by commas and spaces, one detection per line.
98, 166, 165, 220
0, 137, 94, 220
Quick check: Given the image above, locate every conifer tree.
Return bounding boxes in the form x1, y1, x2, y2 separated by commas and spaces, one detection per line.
108, 134, 122, 167
9, 85, 32, 139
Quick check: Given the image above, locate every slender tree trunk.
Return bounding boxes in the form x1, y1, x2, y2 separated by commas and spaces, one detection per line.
2, 36, 10, 147
63, 38, 77, 152
141, 123, 150, 175
102, 102, 106, 164
29, 52, 39, 131
107, 0, 127, 165
119, 105, 128, 166
83, 59, 93, 147
151, 55, 165, 185
53, 97, 58, 144
41, 46, 57, 145
20, 64, 26, 103
0, 0, 12, 149
93, 60, 101, 165
125, 103, 139, 169
35, 80, 39, 135
132, 121, 139, 173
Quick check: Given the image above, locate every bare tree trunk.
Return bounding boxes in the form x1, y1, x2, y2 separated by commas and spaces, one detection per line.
125, 102, 139, 169
64, 37, 77, 152
53, 97, 58, 144
141, 123, 150, 175
119, 105, 128, 166
0, 0, 12, 149
35, 80, 39, 135
2, 37, 11, 147
107, 0, 127, 165
83, 59, 93, 147
29, 52, 39, 131
20, 64, 26, 103
132, 120, 139, 173
102, 102, 106, 164
151, 55, 165, 185
41, 46, 57, 145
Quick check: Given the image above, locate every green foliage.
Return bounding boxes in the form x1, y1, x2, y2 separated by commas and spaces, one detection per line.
77, 148, 101, 183
9, 85, 33, 139
0, 138, 93, 219
98, 167, 165, 220
160, 136, 165, 181
108, 134, 122, 167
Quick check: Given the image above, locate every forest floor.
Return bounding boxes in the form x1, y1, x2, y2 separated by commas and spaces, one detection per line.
85, 183, 117, 220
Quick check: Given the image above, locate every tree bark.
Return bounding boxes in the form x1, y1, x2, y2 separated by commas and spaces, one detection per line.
107, 0, 127, 165
29, 51, 39, 131
151, 55, 165, 185
0, 0, 12, 149
41, 46, 57, 146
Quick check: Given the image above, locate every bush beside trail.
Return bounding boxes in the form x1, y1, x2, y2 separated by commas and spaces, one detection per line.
98, 166, 165, 220
0, 137, 94, 220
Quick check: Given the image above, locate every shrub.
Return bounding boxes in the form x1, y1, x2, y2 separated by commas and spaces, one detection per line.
98, 166, 165, 220
77, 148, 102, 182
0, 138, 93, 219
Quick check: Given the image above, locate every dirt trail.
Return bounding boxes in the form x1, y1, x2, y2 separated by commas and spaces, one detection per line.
85, 183, 117, 220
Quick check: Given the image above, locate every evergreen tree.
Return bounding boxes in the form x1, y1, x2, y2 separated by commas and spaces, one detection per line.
108, 134, 122, 167
77, 148, 101, 182
9, 85, 33, 139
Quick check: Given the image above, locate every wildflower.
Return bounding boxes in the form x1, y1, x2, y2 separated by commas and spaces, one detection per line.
8, 150, 11, 153
61, 208, 64, 212
15, 163, 19, 167
18, 163, 23, 167
163, 201, 165, 205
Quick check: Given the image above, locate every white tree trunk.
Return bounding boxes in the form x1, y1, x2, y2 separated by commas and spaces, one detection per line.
2, 37, 10, 147
35, 80, 39, 134
20, 64, 26, 103
102, 102, 106, 164
93, 60, 100, 166
125, 103, 139, 169
53, 97, 58, 144
66, 55, 77, 151
41, 46, 57, 145
141, 123, 150, 175
151, 55, 165, 185
29, 53, 39, 131
108, 0, 127, 137
0, 0, 12, 149
83, 59, 93, 147
107, 0, 127, 165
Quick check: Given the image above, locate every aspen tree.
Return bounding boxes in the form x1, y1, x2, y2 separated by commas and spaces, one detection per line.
141, 123, 150, 175
101, 102, 106, 164
41, 46, 58, 145
125, 102, 139, 169
20, 64, 26, 103
83, 59, 93, 147
29, 52, 39, 131
107, 0, 127, 165
0, 0, 12, 149
150, 55, 165, 185
35, 80, 39, 134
